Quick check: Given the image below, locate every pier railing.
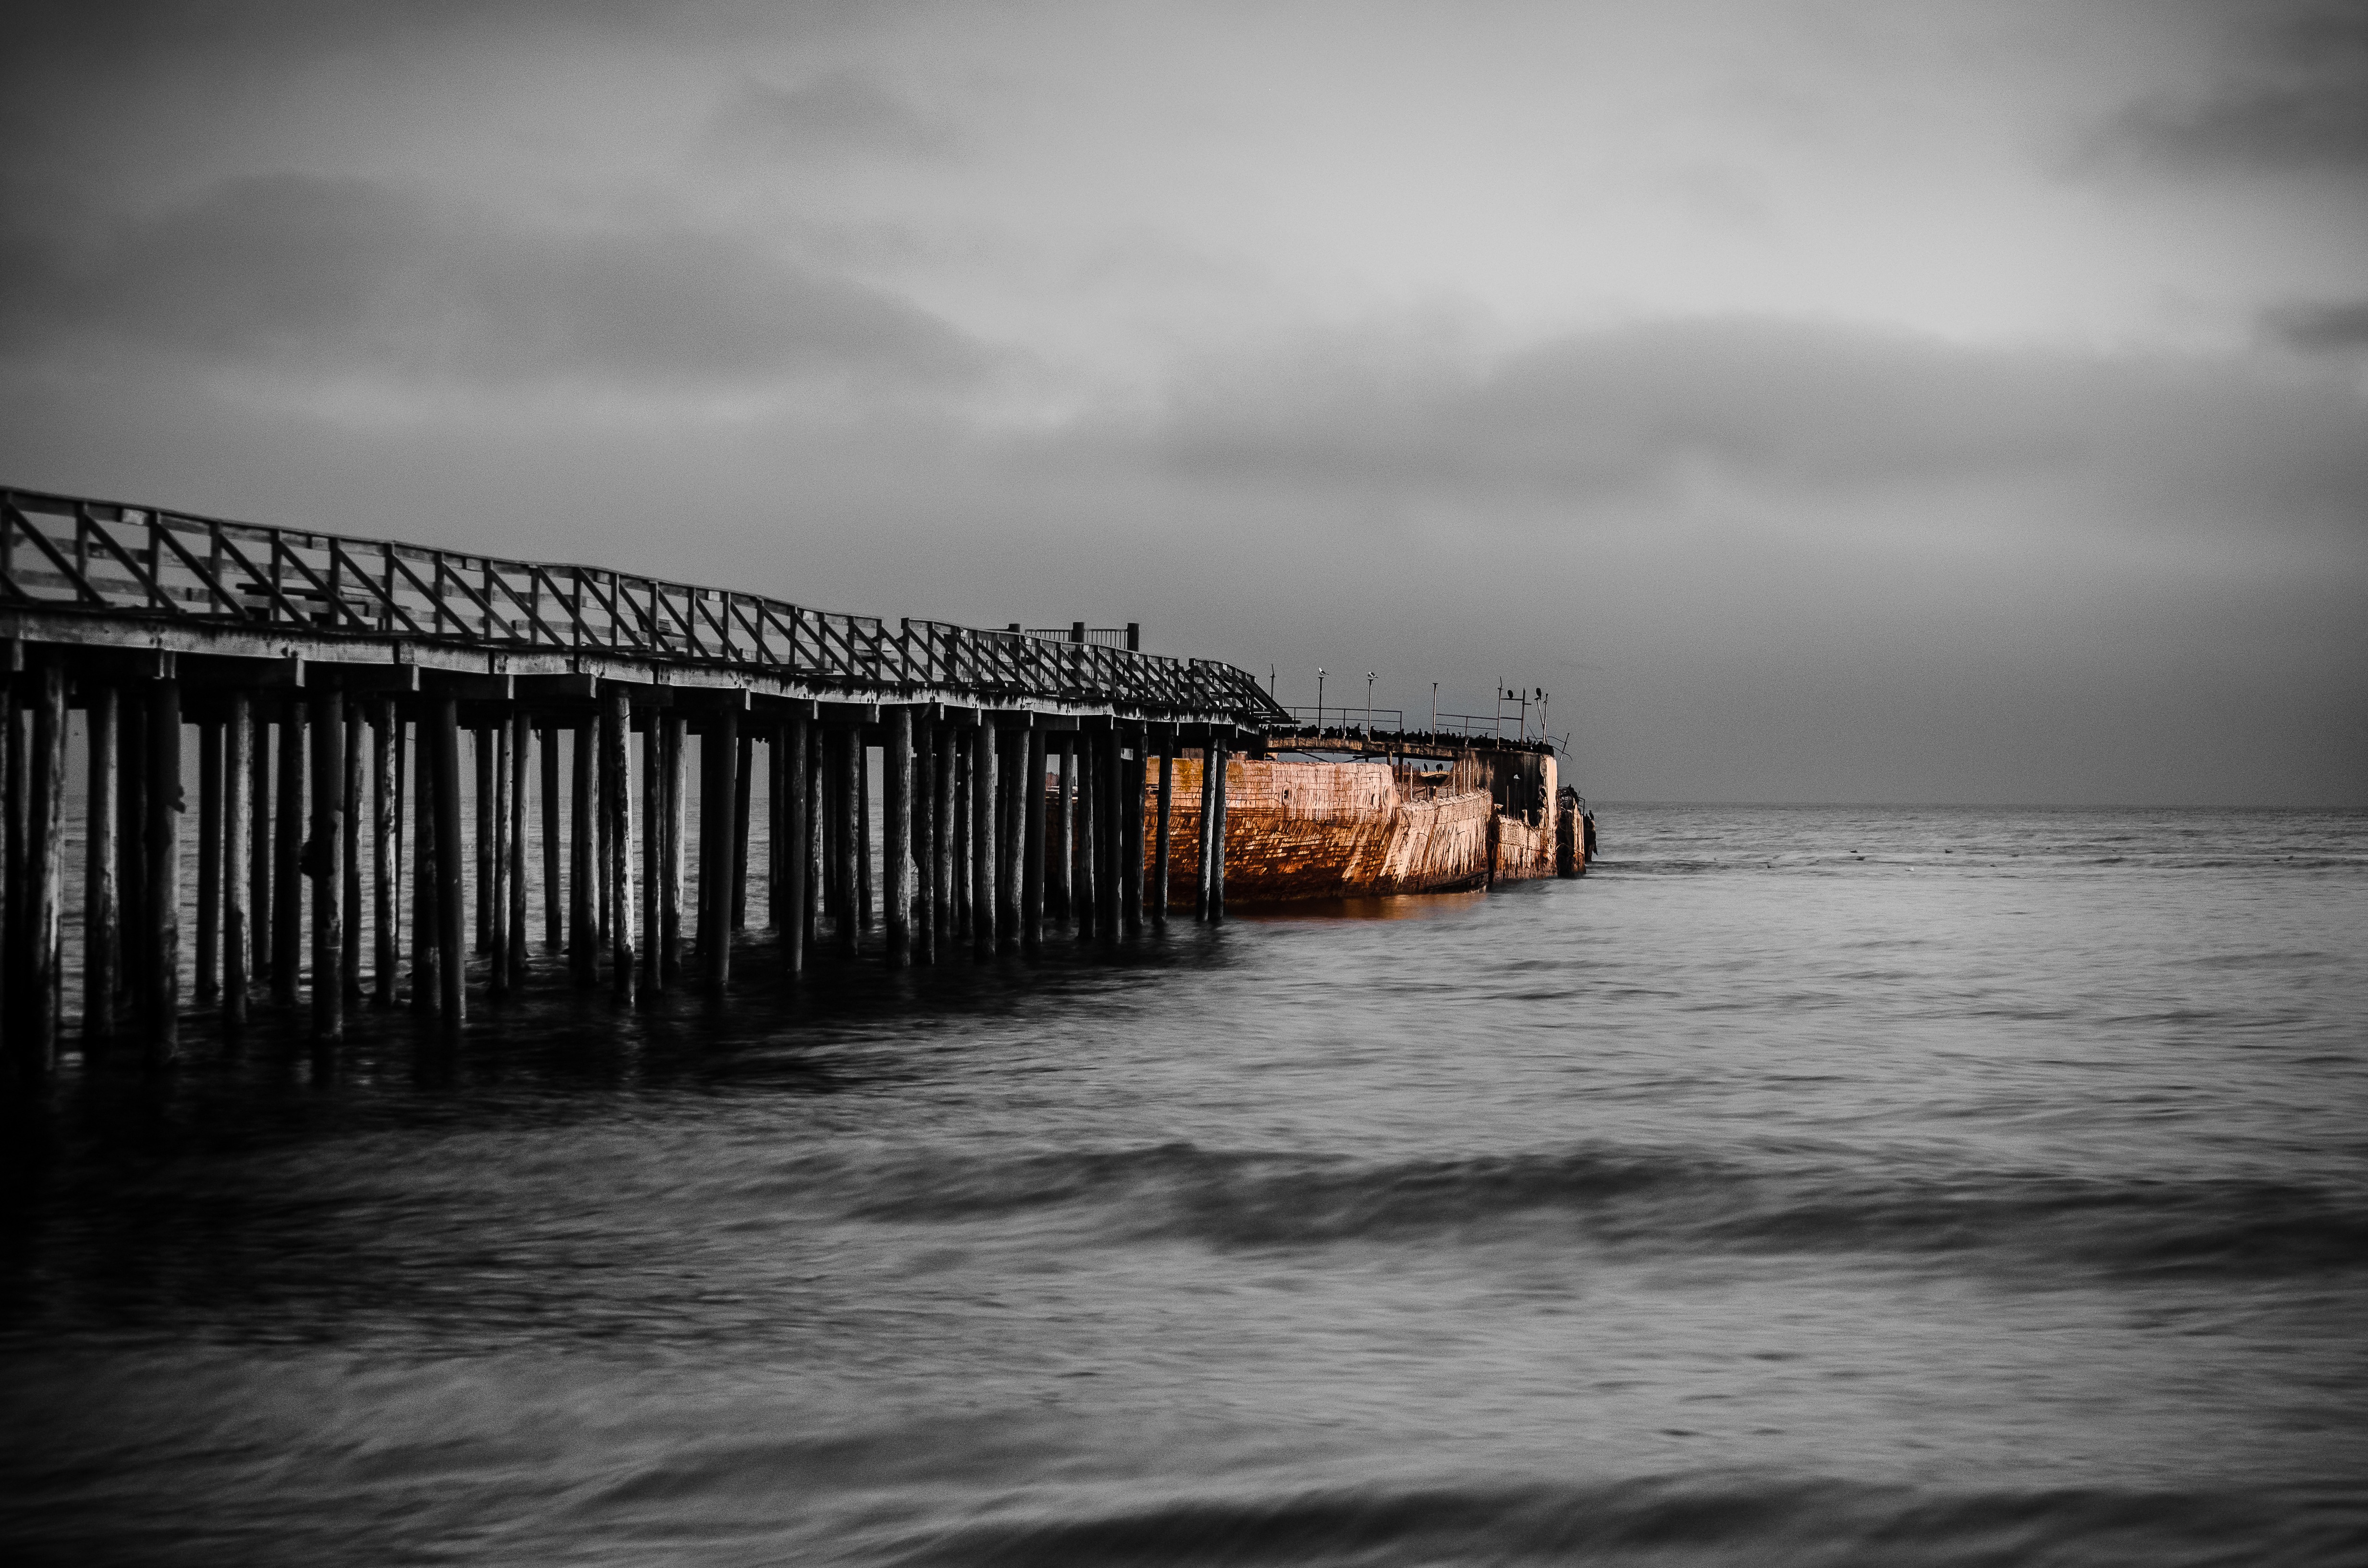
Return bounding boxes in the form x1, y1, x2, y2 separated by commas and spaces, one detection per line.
1283, 705, 1550, 744
0, 486, 1283, 719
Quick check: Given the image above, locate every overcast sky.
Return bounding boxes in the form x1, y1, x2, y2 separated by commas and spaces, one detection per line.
4, 0, 2362, 804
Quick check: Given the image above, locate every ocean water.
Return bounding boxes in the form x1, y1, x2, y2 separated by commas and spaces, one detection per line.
3, 803, 2365, 1566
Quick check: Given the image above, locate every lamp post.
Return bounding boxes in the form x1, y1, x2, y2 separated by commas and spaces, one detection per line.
1316, 668, 1326, 730
1431, 682, 1438, 735
1365, 672, 1376, 747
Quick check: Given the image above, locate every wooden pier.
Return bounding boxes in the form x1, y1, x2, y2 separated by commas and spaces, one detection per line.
0, 485, 1288, 1076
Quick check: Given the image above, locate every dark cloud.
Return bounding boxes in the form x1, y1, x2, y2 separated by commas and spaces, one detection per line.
0, 174, 987, 390
1139, 319, 2368, 534
2095, 0, 2368, 173
2264, 298, 2368, 353
713, 73, 954, 159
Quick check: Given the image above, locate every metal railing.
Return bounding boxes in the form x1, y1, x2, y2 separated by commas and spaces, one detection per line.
0, 486, 1285, 720
1284, 706, 1551, 743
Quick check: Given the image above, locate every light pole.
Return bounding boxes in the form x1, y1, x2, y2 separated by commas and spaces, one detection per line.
1431, 682, 1438, 735
1316, 668, 1326, 729
1365, 672, 1376, 747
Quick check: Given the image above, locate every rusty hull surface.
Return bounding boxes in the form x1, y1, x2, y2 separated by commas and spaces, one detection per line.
1146, 752, 1560, 906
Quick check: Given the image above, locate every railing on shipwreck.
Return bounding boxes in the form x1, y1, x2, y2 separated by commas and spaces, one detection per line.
0, 484, 1292, 1078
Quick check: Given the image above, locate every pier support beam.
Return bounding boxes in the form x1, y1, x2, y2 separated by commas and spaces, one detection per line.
856, 739, 873, 932
950, 736, 970, 941
1208, 737, 1229, 925
248, 703, 271, 996
410, 711, 438, 1015
342, 703, 363, 1003
1096, 731, 1121, 942
1195, 743, 1216, 921
705, 707, 738, 990
272, 704, 303, 1004
223, 693, 251, 1028
570, 714, 595, 981
197, 715, 222, 1005
373, 699, 398, 1007
1051, 741, 1073, 923
781, 717, 807, 973
15, 661, 66, 1075
971, 725, 995, 959
83, 684, 118, 1055
1153, 735, 1173, 928
912, 720, 935, 965
836, 727, 861, 956
475, 723, 494, 955
884, 708, 912, 968
665, 714, 687, 982
803, 722, 823, 960
143, 676, 181, 1060
540, 719, 562, 948
999, 728, 1023, 953
509, 709, 530, 991
606, 689, 636, 1004
1022, 728, 1046, 955
643, 709, 664, 994
731, 728, 752, 932
1121, 732, 1144, 936
309, 689, 344, 1042
931, 721, 954, 959
431, 693, 467, 1026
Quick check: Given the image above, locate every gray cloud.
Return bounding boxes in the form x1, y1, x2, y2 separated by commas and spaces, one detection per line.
0, 173, 987, 390
2264, 298, 2368, 353
1135, 319, 2368, 535
712, 72, 954, 159
2096, 0, 2368, 173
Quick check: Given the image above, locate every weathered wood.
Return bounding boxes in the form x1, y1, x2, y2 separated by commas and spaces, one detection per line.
884, 707, 912, 968
341, 703, 363, 1001
309, 689, 344, 1041
950, 735, 970, 940
119, 688, 146, 1006
20, 660, 66, 1073
248, 704, 271, 979
855, 740, 873, 931
83, 684, 118, 1052
971, 726, 997, 958
781, 717, 807, 972
509, 709, 530, 989
912, 720, 935, 964
271, 705, 302, 1004
836, 728, 861, 956
373, 700, 398, 1006
607, 689, 636, 1004
223, 693, 251, 1028
1122, 736, 1144, 935
1074, 732, 1096, 941
665, 714, 688, 982
1022, 728, 1046, 954
431, 693, 467, 1025
1209, 738, 1229, 924
570, 715, 595, 980
197, 715, 222, 1004
931, 720, 953, 960
642, 709, 664, 992
1195, 744, 1216, 921
1097, 731, 1122, 941
802, 721, 823, 959
731, 728, 752, 931
540, 718, 562, 948
1051, 743, 1073, 923
707, 707, 737, 990
1, 684, 18, 1054
410, 710, 438, 1015
1153, 737, 1174, 927
767, 724, 786, 932
998, 729, 1023, 953
143, 677, 180, 1059
474, 723, 495, 954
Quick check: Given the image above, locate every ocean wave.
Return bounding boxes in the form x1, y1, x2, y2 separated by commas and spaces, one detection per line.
834, 1143, 2368, 1279
885, 1473, 2368, 1568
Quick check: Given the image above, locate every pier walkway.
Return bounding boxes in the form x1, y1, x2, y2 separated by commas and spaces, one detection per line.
0, 484, 1288, 1073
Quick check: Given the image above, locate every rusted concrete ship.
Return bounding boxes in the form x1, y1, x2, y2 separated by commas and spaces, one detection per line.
1148, 739, 1589, 906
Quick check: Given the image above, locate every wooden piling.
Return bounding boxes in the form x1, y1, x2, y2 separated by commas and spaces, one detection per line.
248, 706, 271, 980
607, 689, 636, 1004
999, 729, 1023, 953
570, 715, 595, 980
1022, 728, 1046, 954
1153, 736, 1174, 927
1051, 742, 1073, 922
643, 709, 664, 993
912, 720, 935, 965
884, 708, 912, 967
540, 718, 562, 948
224, 693, 251, 1028
1097, 732, 1122, 941
83, 684, 118, 1053
1122, 735, 1144, 935
802, 721, 823, 959
707, 707, 738, 989
971, 726, 995, 959
781, 717, 807, 972
837, 728, 862, 956
117, 688, 145, 1010
665, 714, 688, 982
1195, 742, 1216, 921
767, 723, 786, 933
341, 703, 363, 1002
931, 721, 953, 959
1208, 737, 1229, 924
271, 706, 302, 1005
430, 694, 466, 1026
20, 661, 66, 1074
855, 739, 873, 931
197, 715, 222, 1005
475, 723, 495, 954
594, 707, 612, 953
1073, 732, 1097, 941
950, 736, 970, 940
309, 689, 344, 1042
2, 683, 18, 1056
731, 728, 752, 932
373, 699, 398, 1006
144, 677, 180, 1060
410, 711, 438, 1015
509, 709, 530, 989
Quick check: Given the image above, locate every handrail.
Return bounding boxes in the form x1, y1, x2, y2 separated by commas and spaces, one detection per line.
0, 485, 1287, 722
